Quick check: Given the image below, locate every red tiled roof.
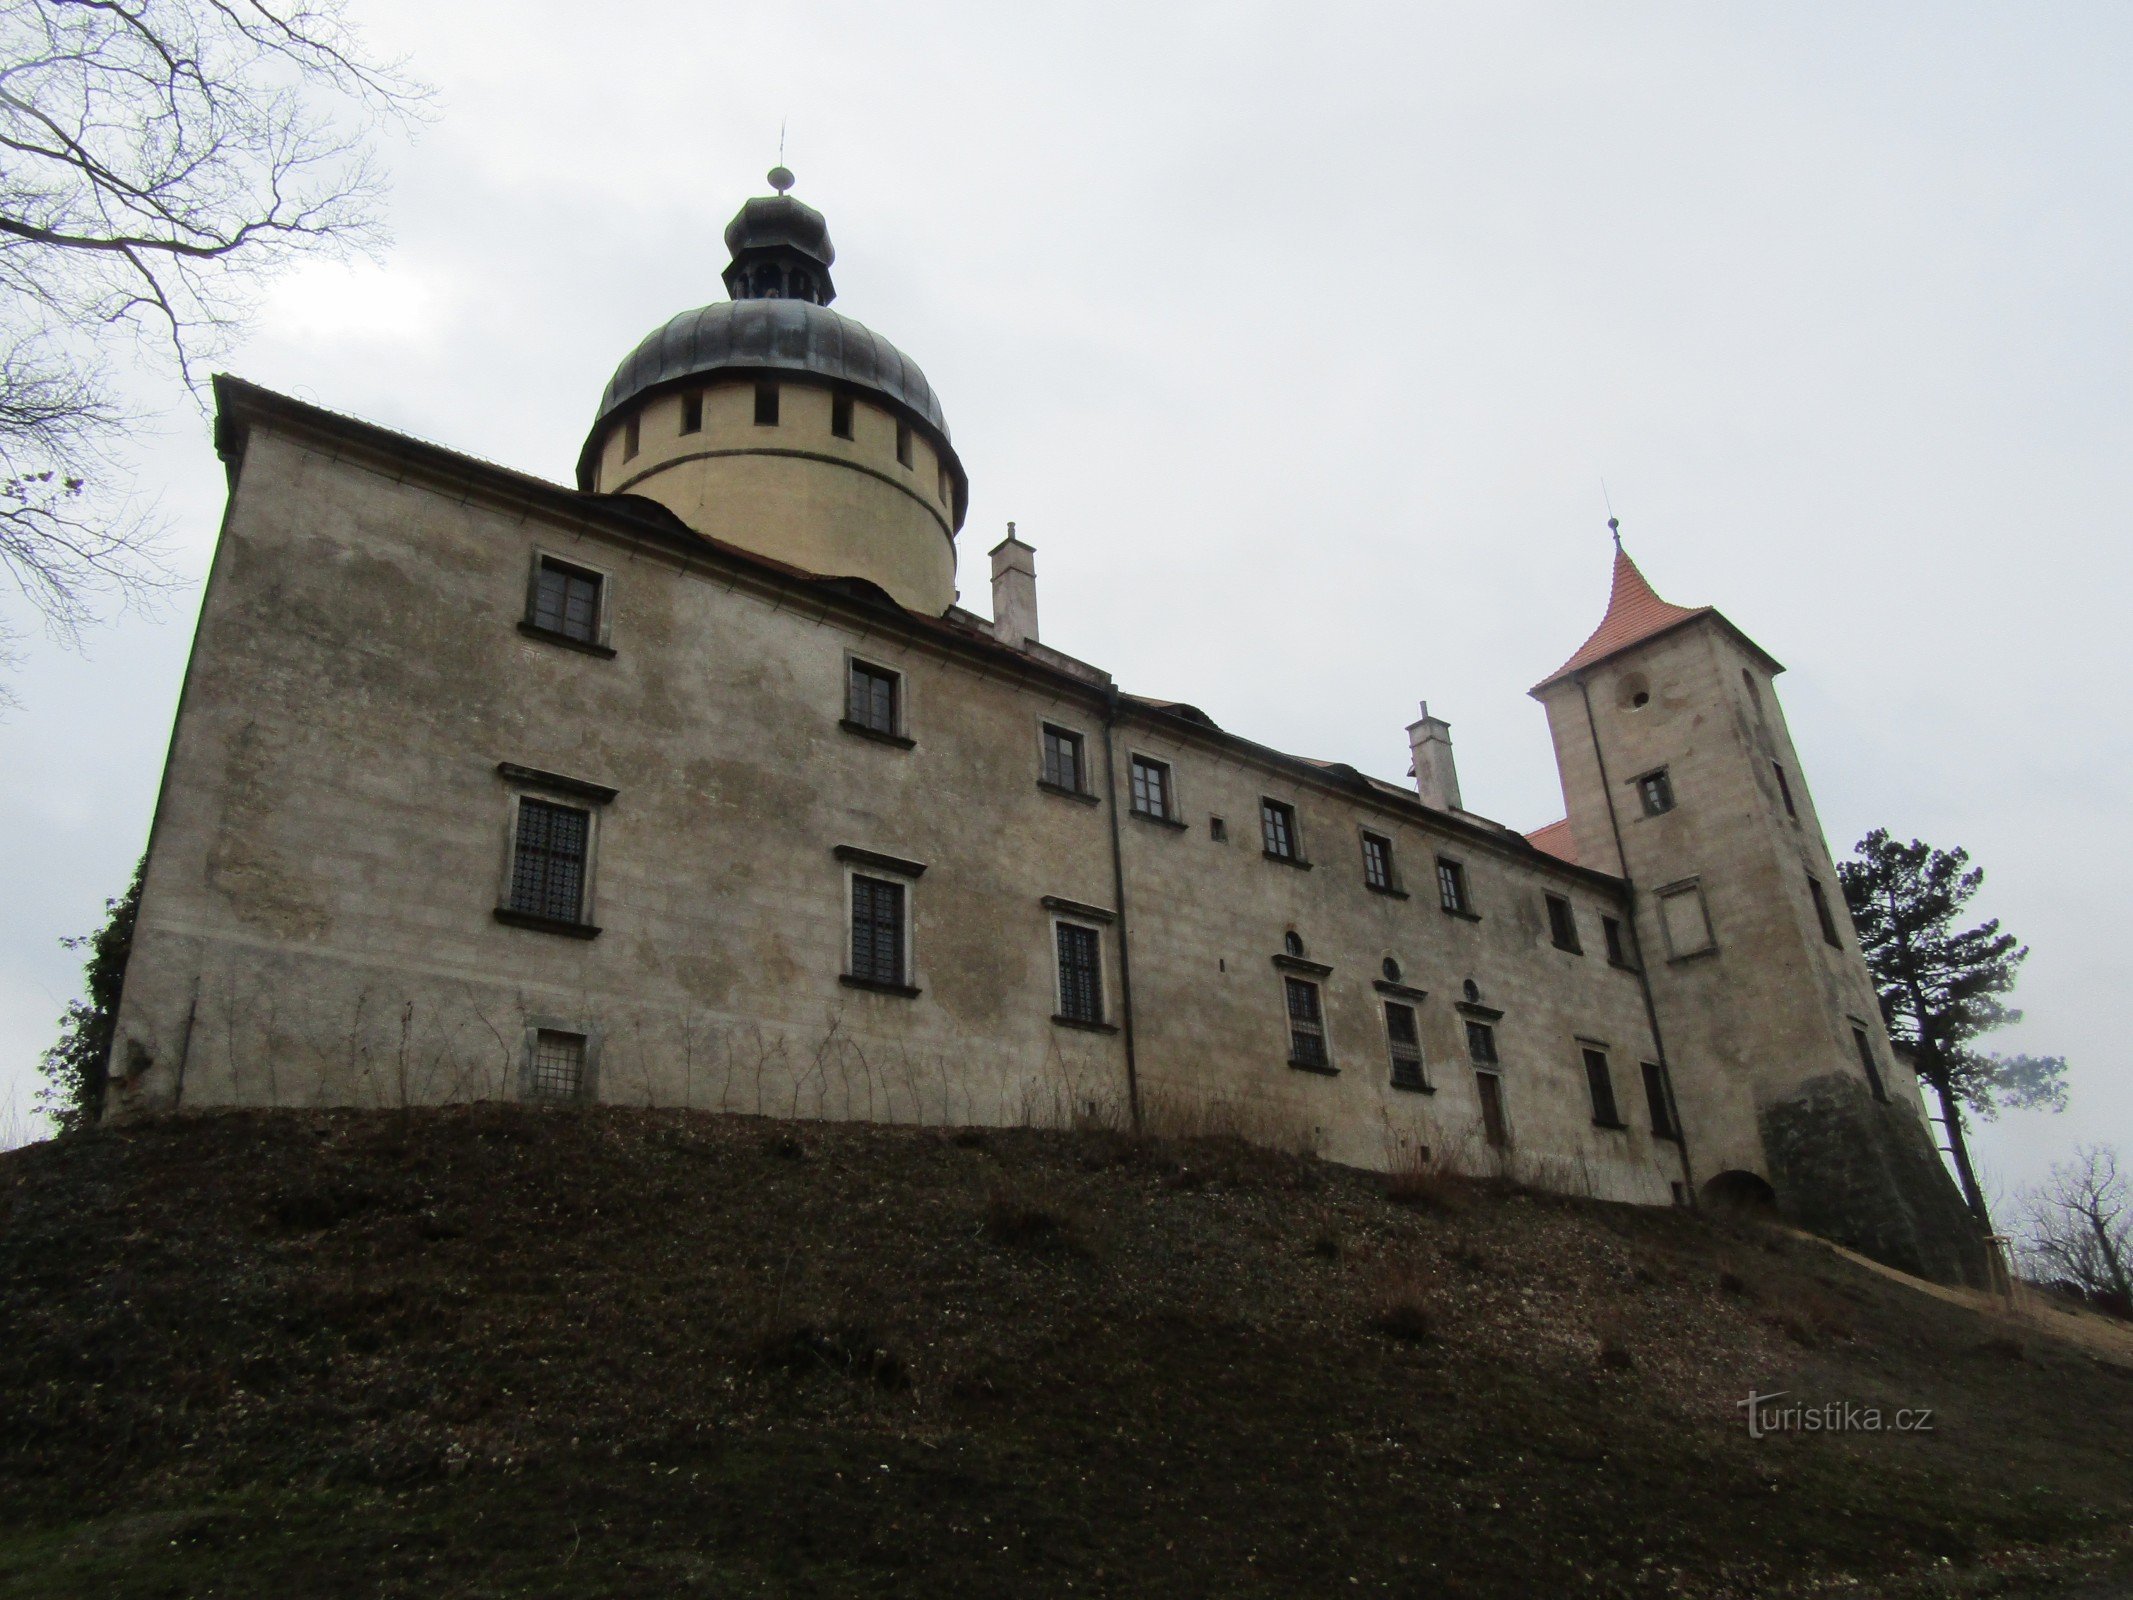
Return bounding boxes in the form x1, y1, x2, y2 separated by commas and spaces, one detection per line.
1534, 544, 1711, 691
1525, 819, 1578, 864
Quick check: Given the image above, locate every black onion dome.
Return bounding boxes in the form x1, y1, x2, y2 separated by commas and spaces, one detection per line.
721, 193, 835, 274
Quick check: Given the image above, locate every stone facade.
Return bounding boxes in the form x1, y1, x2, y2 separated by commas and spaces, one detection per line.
102, 179, 1983, 1282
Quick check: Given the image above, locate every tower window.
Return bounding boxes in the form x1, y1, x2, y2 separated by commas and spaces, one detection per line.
680, 391, 703, 435
1465, 1019, 1498, 1065
1384, 1002, 1427, 1091
846, 659, 901, 737
1129, 755, 1174, 821
1808, 875, 1843, 947
529, 1030, 588, 1103
1658, 883, 1715, 958
1773, 761, 1797, 818
1635, 768, 1675, 816
1851, 1023, 1890, 1102
508, 798, 591, 926
1056, 922, 1104, 1025
896, 419, 913, 467
848, 875, 907, 987
1209, 816, 1227, 842
937, 464, 950, 504
1545, 893, 1581, 953
1041, 724, 1086, 794
1583, 1047, 1623, 1127
755, 383, 780, 427
1436, 857, 1474, 917
831, 392, 854, 439
622, 414, 640, 461
1641, 1061, 1677, 1138
1260, 798, 1299, 861
531, 557, 602, 645
1284, 976, 1328, 1070
1361, 831, 1394, 891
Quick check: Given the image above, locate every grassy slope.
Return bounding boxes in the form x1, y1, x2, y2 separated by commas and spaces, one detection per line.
1, 1107, 2129, 1599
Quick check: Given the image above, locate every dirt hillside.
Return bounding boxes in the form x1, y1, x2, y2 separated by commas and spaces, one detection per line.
2, 1107, 2129, 1598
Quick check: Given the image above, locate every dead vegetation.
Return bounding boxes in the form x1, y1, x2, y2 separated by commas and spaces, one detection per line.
1, 1105, 2130, 1599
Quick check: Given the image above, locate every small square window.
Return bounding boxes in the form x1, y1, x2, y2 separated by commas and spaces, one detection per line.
1362, 832, 1393, 891
680, 392, 703, 435
1056, 922, 1103, 1025
1545, 893, 1581, 953
1285, 976, 1328, 1070
1130, 755, 1173, 820
1384, 1001, 1426, 1091
1583, 1047, 1621, 1126
529, 1029, 587, 1102
1602, 915, 1633, 968
1041, 725, 1086, 793
831, 392, 854, 439
1773, 761, 1797, 818
847, 660, 900, 736
509, 798, 591, 925
850, 874, 906, 986
1465, 1019, 1498, 1065
1809, 875, 1843, 948
1437, 857, 1473, 916
1636, 769, 1675, 817
622, 414, 640, 461
1260, 799, 1298, 860
1209, 816, 1227, 842
896, 420, 914, 467
531, 557, 602, 644
1641, 1061, 1677, 1138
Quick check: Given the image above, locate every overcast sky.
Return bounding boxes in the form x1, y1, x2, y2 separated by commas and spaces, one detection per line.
3, 2, 2126, 1206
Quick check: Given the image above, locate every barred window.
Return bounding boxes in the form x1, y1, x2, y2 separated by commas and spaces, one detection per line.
1129, 755, 1172, 819
1056, 922, 1103, 1024
1636, 768, 1675, 816
1546, 893, 1581, 953
1437, 857, 1472, 915
530, 1030, 586, 1102
1385, 1001, 1426, 1091
1583, 1047, 1621, 1126
1042, 725, 1085, 793
1285, 976, 1327, 1069
509, 799, 590, 924
1260, 799, 1297, 860
831, 392, 854, 439
1641, 1061, 1677, 1137
1465, 1019, 1498, 1065
847, 660, 900, 735
755, 382, 780, 426
532, 558, 602, 643
1362, 832, 1392, 890
850, 875, 906, 986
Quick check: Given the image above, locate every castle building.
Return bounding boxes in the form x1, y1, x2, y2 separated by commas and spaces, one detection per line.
107, 174, 1983, 1283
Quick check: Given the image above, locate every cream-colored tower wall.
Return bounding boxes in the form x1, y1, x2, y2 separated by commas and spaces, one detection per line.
593, 381, 958, 615
109, 415, 1689, 1205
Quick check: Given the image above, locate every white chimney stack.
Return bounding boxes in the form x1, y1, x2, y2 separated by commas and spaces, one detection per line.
1407, 700, 1463, 812
989, 524, 1039, 650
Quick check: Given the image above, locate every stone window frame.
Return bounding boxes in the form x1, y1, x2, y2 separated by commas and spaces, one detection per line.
1474, 1068, 1512, 1149
1280, 972, 1335, 1075
1036, 718, 1097, 803
517, 1016, 604, 1104
1359, 828, 1405, 897
1381, 997, 1430, 1093
1044, 897, 1118, 1033
1579, 1039, 1626, 1130
1641, 1060, 1680, 1139
1436, 855, 1479, 921
1601, 913, 1636, 970
841, 651, 916, 748
1655, 877, 1718, 963
1544, 892, 1583, 954
1126, 751, 1185, 828
493, 764, 616, 939
836, 845, 926, 998
1259, 796, 1310, 868
519, 546, 617, 658
1632, 766, 1676, 818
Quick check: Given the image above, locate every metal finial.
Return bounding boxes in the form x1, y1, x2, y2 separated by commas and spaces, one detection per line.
767, 165, 795, 194
1608, 516, 1622, 550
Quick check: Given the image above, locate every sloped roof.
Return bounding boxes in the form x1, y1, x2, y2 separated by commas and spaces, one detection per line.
1524, 819, 1578, 864
1534, 544, 1711, 691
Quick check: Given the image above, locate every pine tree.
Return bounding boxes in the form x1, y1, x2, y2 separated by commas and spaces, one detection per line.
1839, 830, 2066, 1228
37, 858, 144, 1135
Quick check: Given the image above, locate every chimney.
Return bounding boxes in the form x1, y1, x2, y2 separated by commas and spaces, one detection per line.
989, 524, 1039, 650
1407, 700, 1463, 812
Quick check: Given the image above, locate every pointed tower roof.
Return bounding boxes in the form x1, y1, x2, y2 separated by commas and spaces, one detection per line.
1531, 534, 1779, 693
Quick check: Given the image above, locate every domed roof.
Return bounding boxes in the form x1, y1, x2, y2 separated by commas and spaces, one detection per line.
722, 192, 835, 272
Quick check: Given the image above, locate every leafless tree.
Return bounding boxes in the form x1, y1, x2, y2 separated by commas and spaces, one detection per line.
0, 1, 425, 666
2021, 1145, 2132, 1308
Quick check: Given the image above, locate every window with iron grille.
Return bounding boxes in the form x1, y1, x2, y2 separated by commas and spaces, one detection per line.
680, 391, 703, 434
1042, 725, 1086, 793
1773, 761, 1797, 818
1641, 1061, 1677, 1137
1465, 1019, 1498, 1065
1809, 875, 1843, 947
831, 392, 854, 439
509, 799, 590, 924
1129, 755, 1172, 819
1362, 831, 1393, 890
1545, 893, 1581, 953
1602, 915, 1631, 967
896, 419, 914, 466
1056, 922, 1103, 1024
1636, 768, 1675, 816
755, 382, 780, 426
1384, 1001, 1426, 1090
1260, 798, 1298, 860
1285, 976, 1328, 1069
849, 875, 906, 986
1437, 857, 1472, 915
1583, 1047, 1621, 1126
847, 660, 900, 736
1851, 1025, 1889, 1102
532, 558, 602, 644
529, 1029, 586, 1102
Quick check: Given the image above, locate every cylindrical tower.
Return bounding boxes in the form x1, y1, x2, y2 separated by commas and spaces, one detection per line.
576, 170, 967, 614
